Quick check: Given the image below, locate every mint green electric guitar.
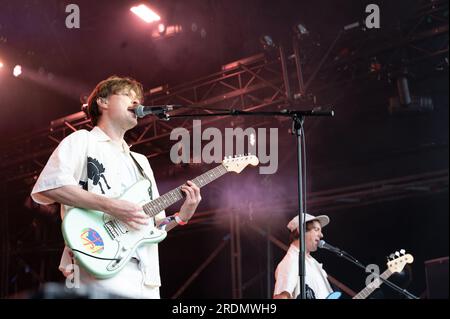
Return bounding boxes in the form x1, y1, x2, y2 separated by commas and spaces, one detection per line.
62, 155, 259, 279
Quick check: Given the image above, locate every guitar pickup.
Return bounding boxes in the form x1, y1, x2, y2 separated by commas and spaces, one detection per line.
114, 220, 129, 234
104, 221, 119, 239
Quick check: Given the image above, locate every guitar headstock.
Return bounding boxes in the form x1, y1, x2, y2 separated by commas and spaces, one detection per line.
386, 249, 414, 273
222, 154, 259, 173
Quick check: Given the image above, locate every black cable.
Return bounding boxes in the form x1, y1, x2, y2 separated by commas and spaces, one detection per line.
71, 249, 121, 261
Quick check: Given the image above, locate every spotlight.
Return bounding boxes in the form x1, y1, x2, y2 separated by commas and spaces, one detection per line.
13, 65, 22, 77
389, 67, 434, 114
130, 4, 161, 23
260, 35, 276, 50
0, 61, 3, 68
293, 23, 309, 37
157, 23, 166, 35
151, 24, 183, 39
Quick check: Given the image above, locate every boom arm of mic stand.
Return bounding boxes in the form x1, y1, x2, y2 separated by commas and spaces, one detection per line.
164, 108, 335, 120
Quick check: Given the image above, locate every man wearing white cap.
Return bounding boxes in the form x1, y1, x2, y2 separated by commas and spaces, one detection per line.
273, 213, 334, 299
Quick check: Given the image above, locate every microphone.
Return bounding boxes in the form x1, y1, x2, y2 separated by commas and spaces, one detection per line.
134, 104, 177, 118
318, 240, 342, 254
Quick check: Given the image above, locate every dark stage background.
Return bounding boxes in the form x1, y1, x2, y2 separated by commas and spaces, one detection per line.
0, 0, 448, 299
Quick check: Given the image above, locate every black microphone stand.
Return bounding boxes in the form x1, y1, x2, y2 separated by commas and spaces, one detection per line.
155, 106, 334, 299
325, 247, 419, 299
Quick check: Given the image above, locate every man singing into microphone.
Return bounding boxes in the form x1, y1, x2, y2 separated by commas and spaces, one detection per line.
30, 75, 202, 298
273, 213, 334, 299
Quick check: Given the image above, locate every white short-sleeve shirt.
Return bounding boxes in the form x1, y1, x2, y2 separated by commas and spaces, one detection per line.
31, 126, 166, 287
274, 243, 333, 299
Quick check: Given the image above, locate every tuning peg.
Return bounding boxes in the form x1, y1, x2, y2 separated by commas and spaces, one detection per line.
389, 253, 395, 260
400, 249, 406, 255
395, 251, 400, 257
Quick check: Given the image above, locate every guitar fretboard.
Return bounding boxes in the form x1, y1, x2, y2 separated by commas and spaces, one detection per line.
142, 164, 228, 217
353, 269, 392, 299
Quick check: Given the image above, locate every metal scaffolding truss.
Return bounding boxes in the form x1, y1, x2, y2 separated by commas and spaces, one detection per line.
0, 1, 447, 297
1, 169, 446, 298
168, 169, 449, 298
302, 0, 448, 93
1, 0, 448, 188
0, 53, 290, 189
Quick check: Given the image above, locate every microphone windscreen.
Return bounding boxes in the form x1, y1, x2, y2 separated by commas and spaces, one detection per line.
318, 240, 326, 249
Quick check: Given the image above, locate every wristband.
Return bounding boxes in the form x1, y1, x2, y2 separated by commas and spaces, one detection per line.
174, 213, 188, 225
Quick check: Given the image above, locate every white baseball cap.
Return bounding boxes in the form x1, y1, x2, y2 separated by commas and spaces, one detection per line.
287, 213, 330, 232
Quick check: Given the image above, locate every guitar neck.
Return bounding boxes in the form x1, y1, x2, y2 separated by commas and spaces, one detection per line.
142, 164, 229, 217
353, 269, 392, 299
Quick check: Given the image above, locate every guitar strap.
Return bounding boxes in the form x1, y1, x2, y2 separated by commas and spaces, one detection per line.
129, 152, 153, 200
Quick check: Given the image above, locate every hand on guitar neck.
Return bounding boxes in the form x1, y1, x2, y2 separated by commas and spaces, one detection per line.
177, 180, 202, 222
159, 180, 202, 232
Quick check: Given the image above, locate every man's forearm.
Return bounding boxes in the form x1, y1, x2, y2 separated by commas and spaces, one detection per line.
156, 218, 178, 232
38, 185, 111, 212
164, 220, 179, 232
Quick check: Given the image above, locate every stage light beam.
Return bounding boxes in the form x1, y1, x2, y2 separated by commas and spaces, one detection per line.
130, 4, 161, 23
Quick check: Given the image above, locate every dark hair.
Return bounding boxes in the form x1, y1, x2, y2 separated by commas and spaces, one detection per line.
289, 221, 316, 243
85, 75, 144, 125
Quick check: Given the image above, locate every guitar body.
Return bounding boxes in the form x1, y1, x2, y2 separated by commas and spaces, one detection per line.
62, 179, 167, 279
326, 292, 342, 299
61, 155, 260, 279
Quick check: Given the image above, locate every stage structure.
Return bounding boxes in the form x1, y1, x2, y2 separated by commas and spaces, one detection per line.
0, 0, 448, 298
